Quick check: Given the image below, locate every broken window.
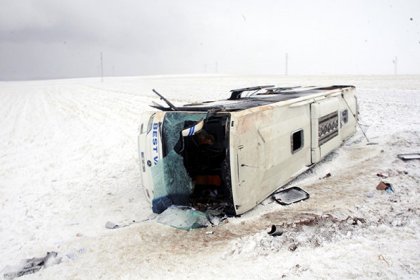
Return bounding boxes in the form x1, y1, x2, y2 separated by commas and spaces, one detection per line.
291, 129, 304, 153
151, 111, 234, 214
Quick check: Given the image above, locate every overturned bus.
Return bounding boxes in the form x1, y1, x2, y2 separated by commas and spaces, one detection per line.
138, 85, 358, 215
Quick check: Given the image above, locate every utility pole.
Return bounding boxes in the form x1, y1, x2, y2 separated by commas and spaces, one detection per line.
392, 56, 398, 75
285, 53, 288, 76
100, 52, 104, 82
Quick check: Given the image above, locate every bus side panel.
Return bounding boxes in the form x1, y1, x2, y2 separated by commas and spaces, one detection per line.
230, 104, 311, 215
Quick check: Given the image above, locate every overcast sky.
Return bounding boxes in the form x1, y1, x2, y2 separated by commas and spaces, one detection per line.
0, 0, 419, 80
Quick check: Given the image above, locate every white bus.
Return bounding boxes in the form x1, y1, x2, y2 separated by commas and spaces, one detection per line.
138, 85, 358, 215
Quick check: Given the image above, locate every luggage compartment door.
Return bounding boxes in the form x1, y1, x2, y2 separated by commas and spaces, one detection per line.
311, 97, 340, 163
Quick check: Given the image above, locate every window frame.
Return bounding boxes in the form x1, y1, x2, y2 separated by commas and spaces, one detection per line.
341, 109, 349, 124
291, 129, 304, 154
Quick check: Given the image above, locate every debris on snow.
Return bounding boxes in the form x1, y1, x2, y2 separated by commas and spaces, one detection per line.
376, 172, 389, 179
105, 221, 120, 229
267, 225, 284, 237
2, 252, 61, 280
320, 172, 332, 179
376, 181, 394, 193
288, 243, 298, 252
157, 205, 210, 230
397, 153, 420, 161
206, 208, 228, 226
272, 187, 310, 205
105, 215, 158, 229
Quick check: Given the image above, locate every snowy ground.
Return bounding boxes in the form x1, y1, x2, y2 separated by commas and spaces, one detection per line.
0, 75, 419, 279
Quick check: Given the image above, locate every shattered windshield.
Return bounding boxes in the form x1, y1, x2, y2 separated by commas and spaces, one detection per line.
151, 112, 206, 213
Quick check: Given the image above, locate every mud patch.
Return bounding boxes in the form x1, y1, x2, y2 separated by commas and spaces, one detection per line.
226, 213, 368, 257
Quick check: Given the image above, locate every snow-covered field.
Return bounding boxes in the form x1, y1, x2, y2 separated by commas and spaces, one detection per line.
0, 75, 419, 279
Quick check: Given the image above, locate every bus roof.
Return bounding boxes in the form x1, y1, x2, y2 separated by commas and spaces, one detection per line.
151, 85, 355, 112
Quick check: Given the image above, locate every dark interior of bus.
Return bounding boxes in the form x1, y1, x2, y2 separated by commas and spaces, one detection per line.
178, 115, 234, 214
